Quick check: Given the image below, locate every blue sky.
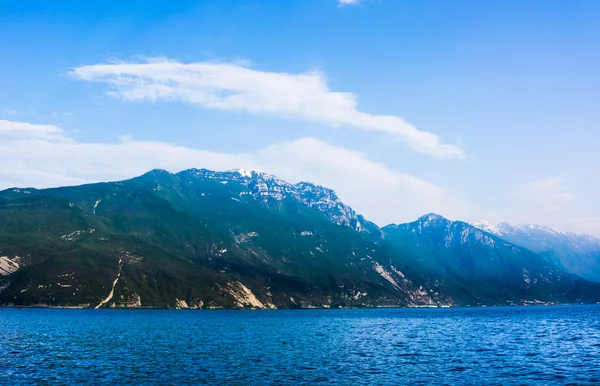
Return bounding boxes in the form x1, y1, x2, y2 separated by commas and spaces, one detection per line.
1, 0, 599, 234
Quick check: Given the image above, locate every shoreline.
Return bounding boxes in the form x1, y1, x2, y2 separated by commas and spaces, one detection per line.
2, 302, 598, 311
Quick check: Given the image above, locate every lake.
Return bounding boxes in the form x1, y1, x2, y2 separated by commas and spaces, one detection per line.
1, 305, 599, 384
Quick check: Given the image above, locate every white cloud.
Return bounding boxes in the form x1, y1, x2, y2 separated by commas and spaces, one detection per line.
339, 0, 360, 5
0, 119, 64, 140
515, 177, 575, 212
256, 138, 457, 224
69, 58, 464, 160
0, 120, 457, 225
469, 179, 597, 235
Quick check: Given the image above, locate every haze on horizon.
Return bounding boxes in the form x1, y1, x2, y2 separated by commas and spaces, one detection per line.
1, 0, 599, 235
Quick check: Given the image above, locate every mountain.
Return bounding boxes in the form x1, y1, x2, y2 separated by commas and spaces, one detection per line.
382, 214, 599, 306
473, 221, 600, 282
0, 169, 432, 309
1, 169, 599, 309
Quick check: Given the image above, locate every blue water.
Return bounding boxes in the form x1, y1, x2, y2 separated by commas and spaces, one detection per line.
1, 306, 599, 385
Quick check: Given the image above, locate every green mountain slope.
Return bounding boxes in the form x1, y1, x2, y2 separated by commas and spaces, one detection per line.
0, 169, 431, 308
1, 170, 598, 308
382, 214, 600, 305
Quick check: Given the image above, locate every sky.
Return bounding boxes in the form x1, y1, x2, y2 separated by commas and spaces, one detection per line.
1, 0, 599, 234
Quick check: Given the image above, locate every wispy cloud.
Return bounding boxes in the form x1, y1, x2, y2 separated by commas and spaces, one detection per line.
515, 177, 575, 212
50, 111, 75, 117
2, 108, 74, 118
1, 108, 37, 115
0, 119, 64, 140
338, 0, 360, 6
0, 119, 458, 225
69, 58, 465, 160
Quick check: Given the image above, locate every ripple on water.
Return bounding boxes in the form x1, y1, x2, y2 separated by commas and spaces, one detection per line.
1, 305, 599, 384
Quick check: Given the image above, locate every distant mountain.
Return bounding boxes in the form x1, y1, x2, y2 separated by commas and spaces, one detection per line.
1, 169, 599, 309
473, 221, 600, 282
382, 214, 598, 306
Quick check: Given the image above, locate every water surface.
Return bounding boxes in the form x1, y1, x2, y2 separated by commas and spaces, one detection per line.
1, 305, 599, 384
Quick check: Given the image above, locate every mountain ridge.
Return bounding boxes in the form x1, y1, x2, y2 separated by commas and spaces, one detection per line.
473, 220, 600, 282
1, 168, 599, 309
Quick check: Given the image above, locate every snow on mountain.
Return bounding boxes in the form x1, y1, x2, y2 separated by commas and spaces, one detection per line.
472, 221, 600, 248
471, 221, 506, 236
392, 213, 500, 248
179, 168, 362, 231
472, 220, 600, 282
418, 213, 449, 227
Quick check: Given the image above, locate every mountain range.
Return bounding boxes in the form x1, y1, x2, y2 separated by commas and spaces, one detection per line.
1, 168, 599, 309
473, 221, 600, 283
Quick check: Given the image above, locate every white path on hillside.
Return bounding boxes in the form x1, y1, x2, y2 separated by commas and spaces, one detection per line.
95, 259, 122, 309
93, 199, 101, 214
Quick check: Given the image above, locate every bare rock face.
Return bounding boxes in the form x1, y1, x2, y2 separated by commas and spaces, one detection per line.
0, 256, 22, 276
